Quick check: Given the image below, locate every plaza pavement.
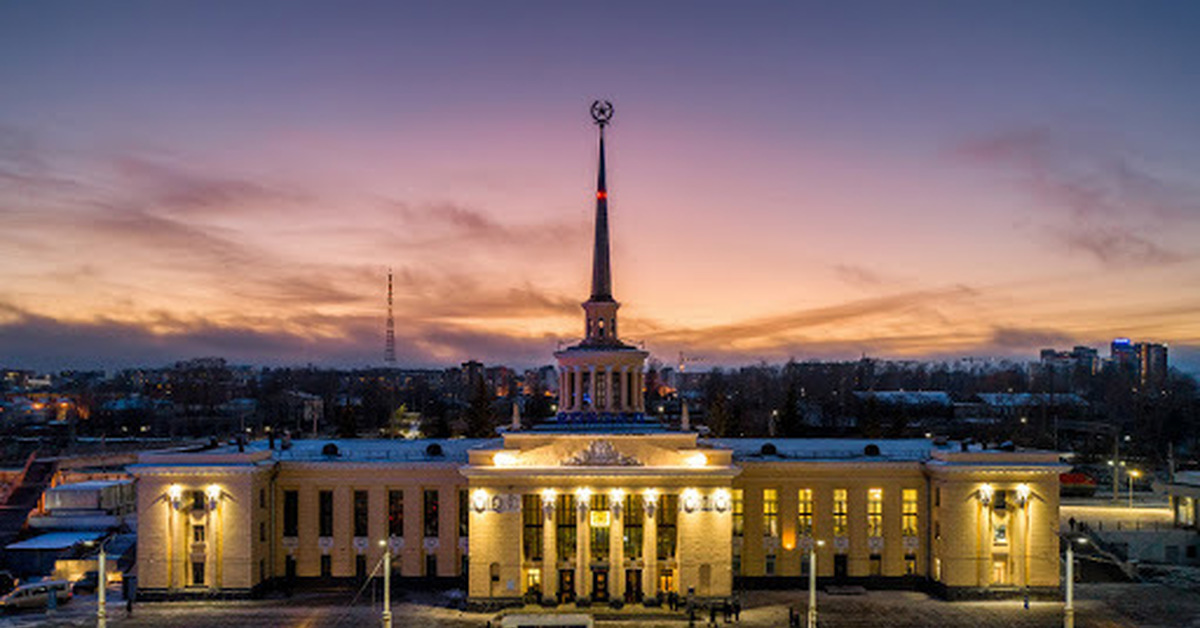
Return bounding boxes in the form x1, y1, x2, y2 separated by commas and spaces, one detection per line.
2, 584, 1199, 628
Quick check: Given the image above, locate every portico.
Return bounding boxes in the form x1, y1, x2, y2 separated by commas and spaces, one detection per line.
463, 432, 737, 605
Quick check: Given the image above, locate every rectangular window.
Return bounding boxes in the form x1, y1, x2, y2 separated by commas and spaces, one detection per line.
902, 489, 918, 536
904, 553, 917, 575
283, 490, 299, 537
320, 554, 332, 578
285, 555, 296, 579
193, 525, 205, 543
994, 523, 1008, 545
765, 552, 776, 576
623, 495, 643, 559
388, 490, 404, 537
260, 522, 265, 543
192, 490, 205, 511
259, 488, 265, 509
935, 486, 940, 508
763, 489, 779, 538
522, 494, 544, 562
459, 489, 470, 537
356, 554, 367, 580
425, 553, 438, 577
867, 488, 883, 537
732, 489, 744, 538
354, 490, 369, 537
319, 490, 334, 537
797, 489, 814, 536
994, 490, 1008, 510
556, 494, 576, 561
833, 489, 848, 536
657, 494, 678, 560
424, 489, 439, 537
869, 554, 882, 576
590, 494, 610, 561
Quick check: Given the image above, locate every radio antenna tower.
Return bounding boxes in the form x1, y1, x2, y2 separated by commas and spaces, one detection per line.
384, 268, 396, 363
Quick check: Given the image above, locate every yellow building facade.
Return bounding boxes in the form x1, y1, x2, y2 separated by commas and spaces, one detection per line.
130, 103, 1067, 603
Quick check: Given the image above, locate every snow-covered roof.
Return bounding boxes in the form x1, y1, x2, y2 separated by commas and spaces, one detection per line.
703, 438, 936, 462
853, 391, 953, 406
976, 393, 1087, 407
1176, 471, 1200, 487
6, 531, 104, 551
48, 480, 131, 492
269, 438, 494, 463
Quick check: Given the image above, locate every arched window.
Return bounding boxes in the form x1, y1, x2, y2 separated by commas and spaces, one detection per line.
597, 318, 606, 338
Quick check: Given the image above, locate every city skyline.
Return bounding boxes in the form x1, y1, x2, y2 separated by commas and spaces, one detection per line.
2, 2, 1199, 372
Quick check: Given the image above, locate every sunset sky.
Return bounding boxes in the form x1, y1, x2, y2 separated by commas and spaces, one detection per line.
2, 2, 1199, 372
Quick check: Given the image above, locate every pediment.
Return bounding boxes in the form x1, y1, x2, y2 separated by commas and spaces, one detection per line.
561, 440, 642, 467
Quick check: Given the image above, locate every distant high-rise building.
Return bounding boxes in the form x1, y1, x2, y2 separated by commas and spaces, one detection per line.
1137, 342, 1169, 390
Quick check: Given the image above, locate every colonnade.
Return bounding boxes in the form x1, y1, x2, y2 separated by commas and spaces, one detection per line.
557, 366, 645, 414
537, 490, 661, 602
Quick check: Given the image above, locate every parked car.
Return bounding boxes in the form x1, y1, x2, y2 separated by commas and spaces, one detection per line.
0, 580, 72, 611
72, 571, 100, 594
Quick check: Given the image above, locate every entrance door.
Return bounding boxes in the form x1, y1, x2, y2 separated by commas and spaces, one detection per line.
558, 569, 575, 603
625, 569, 643, 602
833, 554, 848, 581
592, 568, 609, 602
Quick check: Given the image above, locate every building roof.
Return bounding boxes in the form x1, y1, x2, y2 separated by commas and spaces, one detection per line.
703, 438, 936, 462
976, 392, 1087, 407
853, 391, 953, 406
6, 530, 104, 551
270, 438, 493, 463
47, 480, 132, 492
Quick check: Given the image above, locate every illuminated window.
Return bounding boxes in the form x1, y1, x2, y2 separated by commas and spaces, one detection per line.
590, 494, 609, 561
833, 489, 848, 536
904, 553, 917, 575
193, 524, 205, 543
732, 489, 744, 537
867, 488, 883, 537
522, 494, 543, 562
902, 489, 918, 536
797, 489, 813, 536
763, 489, 779, 538
994, 523, 1007, 545
526, 568, 542, 594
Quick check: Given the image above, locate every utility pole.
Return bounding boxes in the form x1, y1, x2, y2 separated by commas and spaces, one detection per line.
97, 541, 107, 628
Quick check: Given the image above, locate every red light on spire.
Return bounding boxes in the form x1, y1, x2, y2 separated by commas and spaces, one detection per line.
597, 191, 607, 200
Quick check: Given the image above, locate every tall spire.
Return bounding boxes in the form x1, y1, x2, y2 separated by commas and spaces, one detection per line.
590, 100, 614, 302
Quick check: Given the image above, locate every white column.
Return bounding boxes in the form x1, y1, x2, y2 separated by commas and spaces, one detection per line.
643, 494, 658, 598
620, 367, 630, 412
610, 496, 625, 600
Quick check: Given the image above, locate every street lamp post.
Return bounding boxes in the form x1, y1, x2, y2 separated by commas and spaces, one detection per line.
1064, 535, 1087, 628
807, 540, 824, 628
381, 541, 392, 628
97, 541, 107, 628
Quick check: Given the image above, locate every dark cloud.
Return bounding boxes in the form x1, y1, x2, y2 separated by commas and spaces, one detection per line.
650, 285, 979, 348
113, 155, 307, 215
957, 127, 1198, 267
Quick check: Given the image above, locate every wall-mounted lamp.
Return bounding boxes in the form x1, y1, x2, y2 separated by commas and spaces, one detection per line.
713, 488, 731, 513
206, 484, 221, 510
686, 453, 707, 467
471, 489, 488, 514
681, 488, 701, 513
167, 484, 183, 510
1015, 483, 1031, 507
493, 452, 518, 467
576, 487, 592, 513
979, 483, 994, 507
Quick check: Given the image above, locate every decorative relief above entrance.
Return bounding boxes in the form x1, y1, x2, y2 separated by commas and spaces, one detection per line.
561, 440, 643, 466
